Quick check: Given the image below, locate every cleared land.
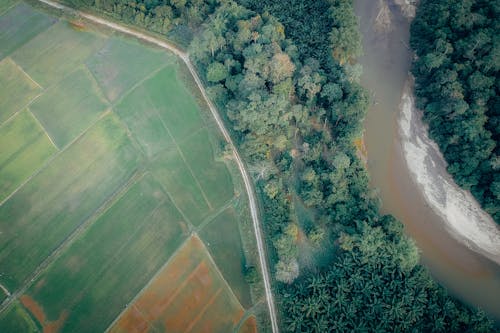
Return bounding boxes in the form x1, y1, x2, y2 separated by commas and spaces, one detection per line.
109, 236, 245, 333
0, 2, 261, 332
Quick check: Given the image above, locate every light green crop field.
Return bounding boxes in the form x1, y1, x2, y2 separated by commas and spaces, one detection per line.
0, 2, 261, 332
0, 58, 41, 123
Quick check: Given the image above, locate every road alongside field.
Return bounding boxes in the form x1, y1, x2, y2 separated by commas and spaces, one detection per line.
36, 0, 279, 331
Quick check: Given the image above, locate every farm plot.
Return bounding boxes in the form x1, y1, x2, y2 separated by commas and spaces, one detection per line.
0, 2, 55, 60
11, 20, 105, 87
0, 110, 57, 202
0, 302, 38, 333
21, 174, 189, 333
0, 2, 262, 332
29, 68, 109, 148
0, 57, 42, 123
109, 235, 245, 333
200, 207, 252, 307
86, 37, 174, 102
0, 114, 140, 291
239, 316, 258, 333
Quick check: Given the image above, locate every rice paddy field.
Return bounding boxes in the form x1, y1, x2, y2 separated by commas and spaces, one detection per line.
0, 1, 264, 332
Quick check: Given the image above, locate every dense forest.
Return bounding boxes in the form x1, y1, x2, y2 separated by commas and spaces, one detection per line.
58, 0, 497, 331
410, 0, 499, 223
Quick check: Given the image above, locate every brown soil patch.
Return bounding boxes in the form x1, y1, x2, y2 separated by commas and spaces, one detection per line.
239, 315, 258, 333
110, 235, 245, 333
20, 295, 68, 333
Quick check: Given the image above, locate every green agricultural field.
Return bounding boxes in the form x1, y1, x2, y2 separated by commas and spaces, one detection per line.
0, 2, 262, 332
0, 110, 57, 202
0, 57, 41, 123
0, 2, 55, 60
86, 37, 174, 102
11, 20, 105, 87
30, 68, 109, 148
0, 303, 38, 333
200, 207, 253, 308
26, 174, 188, 332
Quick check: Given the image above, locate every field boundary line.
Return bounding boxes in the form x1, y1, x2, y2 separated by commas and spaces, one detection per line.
34, 1, 279, 331
0, 283, 11, 297
233, 301, 264, 333
27, 108, 58, 149
184, 287, 223, 333
152, 176, 195, 230
0, 170, 143, 314
110, 62, 170, 108
0, 0, 21, 15
0, 92, 43, 129
103, 236, 192, 333
150, 104, 213, 211
9, 58, 43, 90
196, 234, 245, 313
130, 304, 160, 333
81, 64, 111, 107
195, 195, 239, 233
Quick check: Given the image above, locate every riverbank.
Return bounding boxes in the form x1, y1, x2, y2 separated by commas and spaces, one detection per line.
399, 78, 500, 266
355, 0, 500, 320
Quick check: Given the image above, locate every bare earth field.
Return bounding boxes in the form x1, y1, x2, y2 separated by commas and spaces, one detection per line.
0, 2, 262, 332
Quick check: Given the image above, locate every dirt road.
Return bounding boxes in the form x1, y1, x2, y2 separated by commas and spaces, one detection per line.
35, 0, 280, 331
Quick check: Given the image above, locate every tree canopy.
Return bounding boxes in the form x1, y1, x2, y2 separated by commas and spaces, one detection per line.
411, 0, 500, 223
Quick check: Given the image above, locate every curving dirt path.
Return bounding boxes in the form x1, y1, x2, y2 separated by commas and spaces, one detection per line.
36, 0, 280, 331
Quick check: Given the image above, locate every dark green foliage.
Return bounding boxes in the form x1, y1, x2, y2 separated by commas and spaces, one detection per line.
60, 0, 219, 46
410, 0, 500, 223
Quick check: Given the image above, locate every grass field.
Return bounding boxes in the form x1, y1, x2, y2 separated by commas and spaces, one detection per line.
109, 236, 245, 333
0, 2, 263, 332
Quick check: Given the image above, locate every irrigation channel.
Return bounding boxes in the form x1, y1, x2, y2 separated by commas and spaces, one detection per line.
35, 0, 279, 331
354, 0, 500, 320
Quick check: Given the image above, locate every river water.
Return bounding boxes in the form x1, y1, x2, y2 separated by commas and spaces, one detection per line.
354, 0, 500, 320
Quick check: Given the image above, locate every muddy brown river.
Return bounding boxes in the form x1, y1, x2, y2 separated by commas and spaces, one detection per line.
354, 0, 500, 320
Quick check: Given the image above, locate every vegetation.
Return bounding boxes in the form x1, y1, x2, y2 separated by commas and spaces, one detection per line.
410, 0, 499, 223
34, 0, 500, 331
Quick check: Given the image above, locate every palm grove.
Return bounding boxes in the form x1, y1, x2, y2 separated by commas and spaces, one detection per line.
58, 0, 497, 331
